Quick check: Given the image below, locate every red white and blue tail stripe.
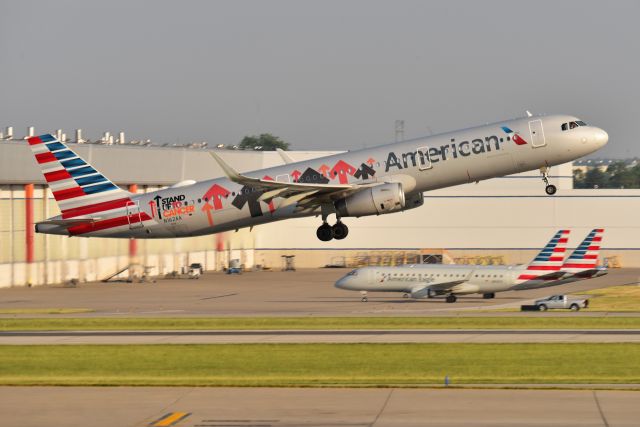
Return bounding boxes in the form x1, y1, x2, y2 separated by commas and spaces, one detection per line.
517, 230, 570, 282
562, 229, 604, 274
28, 134, 151, 235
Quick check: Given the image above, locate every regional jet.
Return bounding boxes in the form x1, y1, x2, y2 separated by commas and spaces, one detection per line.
30, 114, 607, 241
334, 229, 607, 302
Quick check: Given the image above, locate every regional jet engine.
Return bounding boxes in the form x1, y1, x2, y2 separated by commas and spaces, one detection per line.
335, 182, 406, 217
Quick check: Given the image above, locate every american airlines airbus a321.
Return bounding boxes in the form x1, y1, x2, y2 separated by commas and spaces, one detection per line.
30, 114, 607, 241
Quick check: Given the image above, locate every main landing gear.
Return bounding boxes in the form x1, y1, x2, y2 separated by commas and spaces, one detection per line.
316, 211, 349, 241
316, 222, 349, 241
445, 294, 457, 303
540, 167, 557, 196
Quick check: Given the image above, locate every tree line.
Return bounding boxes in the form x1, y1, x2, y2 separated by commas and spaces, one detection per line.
574, 162, 640, 189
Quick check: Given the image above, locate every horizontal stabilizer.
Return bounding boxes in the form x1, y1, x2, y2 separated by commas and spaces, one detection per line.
37, 216, 100, 227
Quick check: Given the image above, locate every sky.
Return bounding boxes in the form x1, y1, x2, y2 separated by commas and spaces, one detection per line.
1, 0, 638, 157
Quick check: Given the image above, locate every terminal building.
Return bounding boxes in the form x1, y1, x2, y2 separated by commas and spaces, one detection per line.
1, 135, 639, 287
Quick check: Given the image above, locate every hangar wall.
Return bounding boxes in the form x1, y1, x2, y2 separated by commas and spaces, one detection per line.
0, 141, 638, 287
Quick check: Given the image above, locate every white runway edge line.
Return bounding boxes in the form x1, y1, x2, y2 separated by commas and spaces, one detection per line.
2, 329, 640, 344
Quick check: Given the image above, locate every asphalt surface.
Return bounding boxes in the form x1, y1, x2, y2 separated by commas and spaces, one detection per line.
1, 386, 638, 427
3, 329, 640, 344
0, 268, 638, 317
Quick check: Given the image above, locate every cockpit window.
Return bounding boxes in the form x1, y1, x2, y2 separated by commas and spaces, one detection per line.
562, 121, 587, 131
346, 270, 358, 276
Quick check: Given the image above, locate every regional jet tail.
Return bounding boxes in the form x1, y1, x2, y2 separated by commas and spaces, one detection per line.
561, 228, 608, 280
513, 229, 571, 286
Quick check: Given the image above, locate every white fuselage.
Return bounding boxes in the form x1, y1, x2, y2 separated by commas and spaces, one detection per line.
335, 264, 530, 296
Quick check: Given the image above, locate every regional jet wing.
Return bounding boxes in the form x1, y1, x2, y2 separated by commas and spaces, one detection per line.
411, 278, 468, 298
210, 152, 370, 207
528, 271, 568, 281
409, 279, 468, 299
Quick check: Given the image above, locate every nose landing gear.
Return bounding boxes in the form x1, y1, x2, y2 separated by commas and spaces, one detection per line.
540, 167, 557, 196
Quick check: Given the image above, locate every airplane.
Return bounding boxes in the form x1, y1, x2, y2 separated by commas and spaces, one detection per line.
29, 114, 608, 241
334, 229, 607, 302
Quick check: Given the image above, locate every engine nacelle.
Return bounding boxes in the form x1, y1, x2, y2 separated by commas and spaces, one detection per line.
335, 182, 405, 217
404, 191, 425, 211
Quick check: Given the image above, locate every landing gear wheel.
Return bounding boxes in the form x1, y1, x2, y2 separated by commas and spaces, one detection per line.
540, 167, 556, 196
316, 223, 334, 241
361, 296, 368, 302
483, 293, 495, 299
445, 294, 457, 303
332, 222, 349, 240
403, 293, 409, 299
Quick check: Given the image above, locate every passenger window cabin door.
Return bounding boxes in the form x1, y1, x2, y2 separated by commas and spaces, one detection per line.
416, 146, 432, 170
528, 120, 546, 148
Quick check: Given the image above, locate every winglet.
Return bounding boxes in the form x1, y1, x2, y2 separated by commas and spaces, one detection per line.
276, 148, 295, 164
209, 152, 258, 185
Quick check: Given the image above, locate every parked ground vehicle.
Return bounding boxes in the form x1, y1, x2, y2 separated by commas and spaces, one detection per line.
533, 295, 589, 311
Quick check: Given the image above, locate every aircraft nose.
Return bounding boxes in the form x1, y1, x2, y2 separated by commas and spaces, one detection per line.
593, 128, 609, 147
335, 276, 349, 289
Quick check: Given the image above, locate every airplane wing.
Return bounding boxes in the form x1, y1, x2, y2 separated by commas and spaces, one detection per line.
569, 269, 603, 279
407, 278, 470, 298
531, 271, 568, 281
210, 152, 371, 208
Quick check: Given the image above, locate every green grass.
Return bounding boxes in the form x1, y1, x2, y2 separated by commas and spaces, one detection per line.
583, 285, 640, 311
0, 308, 94, 315
0, 343, 638, 386
2, 316, 640, 331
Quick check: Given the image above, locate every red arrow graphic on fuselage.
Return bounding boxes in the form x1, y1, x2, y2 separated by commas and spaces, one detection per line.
330, 160, 357, 184
318, 164, 330, 178
202, 202, 215, 226
148, 200, 157, 218
291, 170, 302, 182
203, 184, 230, 210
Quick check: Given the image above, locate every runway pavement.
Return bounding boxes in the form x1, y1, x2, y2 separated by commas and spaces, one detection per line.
3, 329, 640, 344
1, 386, 638, 427
0, 268, 638, 318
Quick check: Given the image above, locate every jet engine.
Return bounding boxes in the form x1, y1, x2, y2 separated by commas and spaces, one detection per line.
404, 191, 425, 211
335, 182, 406, 217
